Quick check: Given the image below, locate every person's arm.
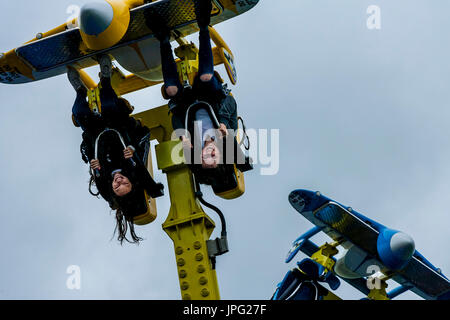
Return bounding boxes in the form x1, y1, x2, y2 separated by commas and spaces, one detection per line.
134, 163, 164, 198
80, 132, 95, 164
217, 94, 238, 134
171, 106, 186, 132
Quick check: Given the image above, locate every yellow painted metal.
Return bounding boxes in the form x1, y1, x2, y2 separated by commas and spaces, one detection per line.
79, 69, 97, 90
209, 26, 236, 84
111, 67, 163, 96
1, 50, 35, 81
215, 165, 245, 199
133, 155, 158, 226
174, 42, 200, 87
322, 290, 343, 300
87, 87, 102, 114
79, 0, 145, 51
134, 104, 221, 300
311, 242, 340, 272
367, 279, 390, 300
24, 22, 72, 45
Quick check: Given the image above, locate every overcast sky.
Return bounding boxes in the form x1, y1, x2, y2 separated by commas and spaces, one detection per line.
0, 0, 449, 300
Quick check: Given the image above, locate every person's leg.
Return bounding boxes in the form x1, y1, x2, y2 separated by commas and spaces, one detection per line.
97, 55, 126, 121
194, 0, 224, 96
194, 26, 223, 94
195, 0, 214, 81
144, 11, 183, 97
99, 76, 119, 110
160, 37, 183, 97
72, 87, 92, 131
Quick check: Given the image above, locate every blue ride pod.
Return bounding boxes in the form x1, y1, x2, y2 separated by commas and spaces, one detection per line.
377, 228, 415, 270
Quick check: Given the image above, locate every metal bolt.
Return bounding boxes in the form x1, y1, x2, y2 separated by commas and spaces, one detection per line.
197, 265, 206, 273
193, 241, 202, 250
181, 282, 189, 291
36, 33, 43, 40
175, 247, 184, 255
348, 207, 353, 212
199, 277, 208, 285
201, 289, 210, 297
183, 294, 192, 300
179, 270, 187, 278
177, 258, 186, 267
195, 253, 204, 261
316, 191, 321, 196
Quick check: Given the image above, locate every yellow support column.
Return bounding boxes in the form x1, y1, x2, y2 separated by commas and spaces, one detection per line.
135, 105, 221, 300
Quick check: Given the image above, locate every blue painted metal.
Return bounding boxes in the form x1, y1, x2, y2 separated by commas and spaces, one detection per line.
286, 226, 322, 263
287, 189, 450, 300
387, 285, 412, 299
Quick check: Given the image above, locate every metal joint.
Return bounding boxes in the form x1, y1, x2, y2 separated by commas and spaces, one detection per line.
207, 236, 229, 258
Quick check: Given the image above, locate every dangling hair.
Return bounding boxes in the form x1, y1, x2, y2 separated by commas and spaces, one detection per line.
113, 208, 143, 245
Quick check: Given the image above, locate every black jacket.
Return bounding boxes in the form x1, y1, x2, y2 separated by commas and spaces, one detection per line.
169, 79, 238, 133
81, 117, 162, 212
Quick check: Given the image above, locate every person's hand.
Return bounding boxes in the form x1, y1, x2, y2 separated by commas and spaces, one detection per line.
181, 136, 193, 149
219, 123, 228, 137
90, 159, 101, 171
123, 146, 135, 159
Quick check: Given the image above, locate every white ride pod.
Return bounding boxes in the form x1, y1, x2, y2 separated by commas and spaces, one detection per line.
334, 245, 384, 279
111, 39, 163, 82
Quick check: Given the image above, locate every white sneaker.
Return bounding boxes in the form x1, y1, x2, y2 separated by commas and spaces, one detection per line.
99, 54, 112, 78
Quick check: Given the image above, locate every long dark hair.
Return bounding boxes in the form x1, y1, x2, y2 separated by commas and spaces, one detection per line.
111, 174, 149, 245
113, 208, 143, 245
90, 169, 144, 245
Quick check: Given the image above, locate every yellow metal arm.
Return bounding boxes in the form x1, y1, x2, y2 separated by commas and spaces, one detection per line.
135, 105, 221, 300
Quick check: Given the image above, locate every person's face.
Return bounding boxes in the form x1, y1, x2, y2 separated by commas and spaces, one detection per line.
112, 173, 132, 197
202, 141, 221, 169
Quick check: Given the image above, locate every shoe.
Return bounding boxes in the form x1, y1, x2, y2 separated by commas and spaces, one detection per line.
67, 67, 85, 91
194, 0, 212, 29
145, 10, 170, 42
99, 54, 112, 78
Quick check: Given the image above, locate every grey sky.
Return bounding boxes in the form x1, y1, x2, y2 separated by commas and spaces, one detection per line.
0, 0, 449, 300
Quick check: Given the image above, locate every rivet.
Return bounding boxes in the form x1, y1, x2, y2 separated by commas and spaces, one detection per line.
181, 282, 189, 290
175, 247, 184, 255
316, 191, 321, 196
177, 258, 185, 267
199, 277, 208, 285
201, 289, 210, 297
195, 253, 204, 261
179, 270, 187, 278
36, 33, 43, 40
197, 265, 206, 273
183, 294, 192, 300
193, 241, 202, 250
0, 53, 4, 60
